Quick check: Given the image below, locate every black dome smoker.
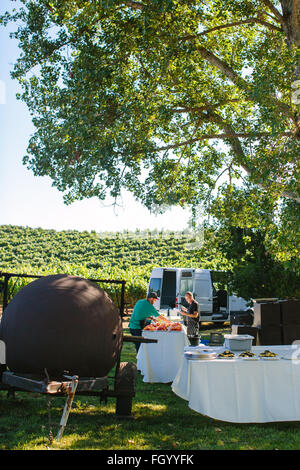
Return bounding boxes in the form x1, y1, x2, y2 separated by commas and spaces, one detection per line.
0, 272, 157, 441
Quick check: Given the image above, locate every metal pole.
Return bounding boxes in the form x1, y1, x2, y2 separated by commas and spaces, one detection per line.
3, 274, 10, 311
120, 281, 126, 319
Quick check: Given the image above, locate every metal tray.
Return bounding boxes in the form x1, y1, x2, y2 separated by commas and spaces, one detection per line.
184, 351, 217, 361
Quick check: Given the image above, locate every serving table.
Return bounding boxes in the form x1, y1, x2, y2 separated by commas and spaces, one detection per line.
137, 328, 189, 383
172, 345, 300, 423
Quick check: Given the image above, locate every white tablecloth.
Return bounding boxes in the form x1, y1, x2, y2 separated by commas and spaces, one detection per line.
137, 329, 189, 383
172, 345, 300, 423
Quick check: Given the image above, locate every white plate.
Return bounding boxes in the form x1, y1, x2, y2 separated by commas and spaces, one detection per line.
217, 356, 236, 360
239, 356, 259, 361
259, 356, 279, 360
281, 355, 300, 360
185, 353, 216, 360
186, 356, 216, 361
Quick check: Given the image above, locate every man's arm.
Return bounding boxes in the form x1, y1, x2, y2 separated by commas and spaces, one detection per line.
180, 310, 198, 318
180, 303, 198, 318
148, 303, 160, 317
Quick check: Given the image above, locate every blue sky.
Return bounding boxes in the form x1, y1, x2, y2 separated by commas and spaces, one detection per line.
0, 0, 191, 233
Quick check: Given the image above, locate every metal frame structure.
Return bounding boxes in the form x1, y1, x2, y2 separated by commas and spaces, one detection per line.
0, 271, 126, 318
0, 271, 157, 440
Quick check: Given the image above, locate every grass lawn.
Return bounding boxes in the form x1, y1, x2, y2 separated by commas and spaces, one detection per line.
1, 323, 300, 450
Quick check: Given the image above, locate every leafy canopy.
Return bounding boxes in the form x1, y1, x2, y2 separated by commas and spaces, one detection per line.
1, 0, 299, 268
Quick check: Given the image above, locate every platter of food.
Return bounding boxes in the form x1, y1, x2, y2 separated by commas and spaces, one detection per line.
238, 351, 258, 360
143, 319, 183, 332
217, 350, 236, 359
258, 350, 279, 360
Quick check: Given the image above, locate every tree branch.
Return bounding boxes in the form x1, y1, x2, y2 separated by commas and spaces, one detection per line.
124, 1, 144, 10
259, 0, 286, 27
205, 111, 252, 176
194, 45, 294, 121
180, 17, 282, 40
263, 11, 281, 21
169, 99, 241, 114
279, 191, 300, 203
156, 131, 293, 152
205, 110, 300, 203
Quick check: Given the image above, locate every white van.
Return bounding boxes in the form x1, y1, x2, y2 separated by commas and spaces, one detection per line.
147, 267, 250, 324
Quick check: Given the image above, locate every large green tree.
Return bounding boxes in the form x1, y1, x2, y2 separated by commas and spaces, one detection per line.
205, 225, 300, 299
2, 0, 300, 268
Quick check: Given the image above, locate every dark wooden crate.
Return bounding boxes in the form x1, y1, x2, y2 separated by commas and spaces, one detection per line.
282, 325, 300, 345
280, 300, 300, 326
253, 302, 281, 328
260, 325, 283, 346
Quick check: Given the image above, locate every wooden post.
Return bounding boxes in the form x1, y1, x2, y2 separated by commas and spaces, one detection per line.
56, 376, 78, 441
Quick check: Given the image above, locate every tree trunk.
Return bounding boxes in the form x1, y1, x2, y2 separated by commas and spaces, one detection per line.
281, 0, 300, 47
281, 0, 300, 134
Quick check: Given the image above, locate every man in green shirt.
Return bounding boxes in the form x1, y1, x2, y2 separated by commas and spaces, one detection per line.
129, 292, 161, 352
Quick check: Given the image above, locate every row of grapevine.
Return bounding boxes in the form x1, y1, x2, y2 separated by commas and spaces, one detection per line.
0, 225, 231, 305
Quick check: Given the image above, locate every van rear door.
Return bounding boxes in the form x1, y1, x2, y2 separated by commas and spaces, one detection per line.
194, 271, 213, 314
179, 270, 194, 306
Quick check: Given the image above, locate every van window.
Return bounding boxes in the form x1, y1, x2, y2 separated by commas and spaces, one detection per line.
149, 278, 162, 297
181, 271, 192, 278
180, 278, 193, 296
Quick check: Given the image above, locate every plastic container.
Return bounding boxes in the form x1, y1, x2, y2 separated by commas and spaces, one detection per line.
223, 334, 254, 351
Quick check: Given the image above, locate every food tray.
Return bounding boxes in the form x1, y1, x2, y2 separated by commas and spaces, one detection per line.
184, 351, 217, 361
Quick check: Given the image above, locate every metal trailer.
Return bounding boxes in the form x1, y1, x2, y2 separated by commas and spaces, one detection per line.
0, 271, 157, 441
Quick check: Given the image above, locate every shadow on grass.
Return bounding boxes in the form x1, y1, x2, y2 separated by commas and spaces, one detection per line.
2, 381, 300, 451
